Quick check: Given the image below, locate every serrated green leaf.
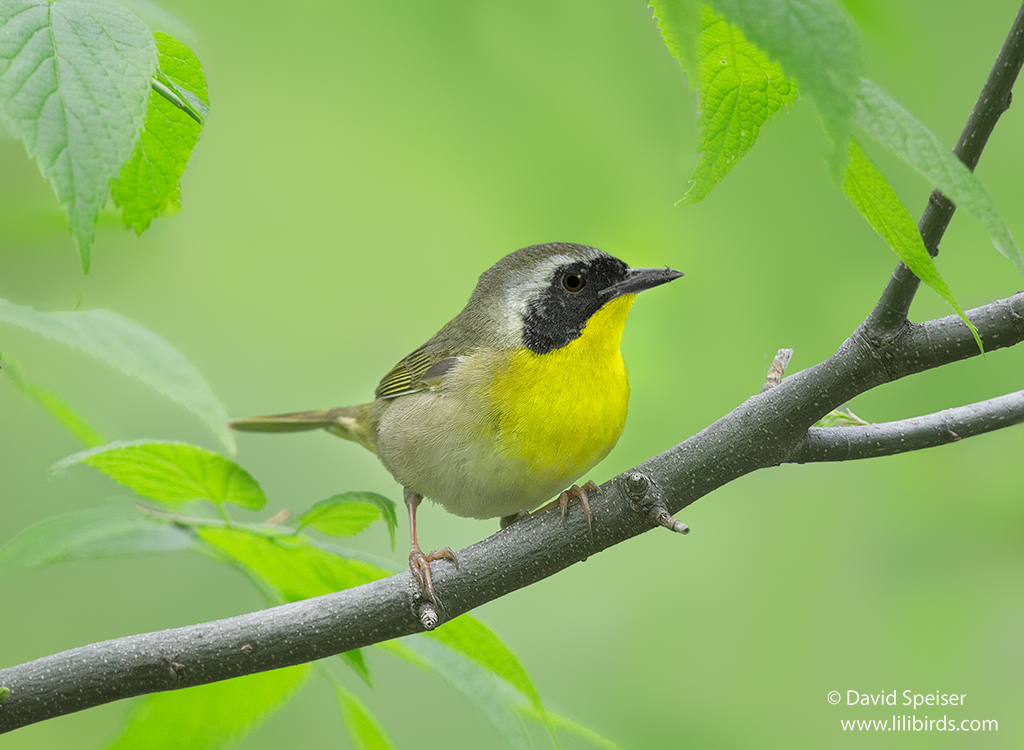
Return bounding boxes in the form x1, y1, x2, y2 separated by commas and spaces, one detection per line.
52, 440, 266, 510
706, 0, 862, 170
1, 353, 106, 447
855, 78, 1024, 275
680, 6, 797, 205
648, 0, 702, 83
0, 506, 193, 569
336, 686, 398, 750
112, 33, 208, 234
0, 298, 235, 451
0, 0, 156, 272
298, 492, 398, 551
842, 139, 982, 352
105, 664, 311, 750
196, 526, 389, 601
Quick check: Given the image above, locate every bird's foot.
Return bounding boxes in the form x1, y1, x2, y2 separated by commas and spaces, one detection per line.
557, 480, 601, 533
409, 544, 458, 603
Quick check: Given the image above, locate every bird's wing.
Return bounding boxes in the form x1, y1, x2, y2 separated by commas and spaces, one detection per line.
374, 346, 462, 399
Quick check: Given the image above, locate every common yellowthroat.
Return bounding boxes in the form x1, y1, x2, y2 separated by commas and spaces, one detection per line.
229, 243, 682, 600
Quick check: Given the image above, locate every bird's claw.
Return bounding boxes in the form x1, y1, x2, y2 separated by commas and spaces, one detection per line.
557, 480, 601, 533
409, 546, 458, 603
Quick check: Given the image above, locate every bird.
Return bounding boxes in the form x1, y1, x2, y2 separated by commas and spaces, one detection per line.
228, 242, 682, 601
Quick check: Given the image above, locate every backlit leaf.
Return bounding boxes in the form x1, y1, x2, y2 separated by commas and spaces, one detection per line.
680, 6, 797, 205
0, 298, 235, 451
105, 665, 311, 750
1, 354, 106, 447
707, 0, 862, 170
427, 615, 545, 718
855, 78, 1024, 274
298, 492, 398, 551
197, 526, 389, 686
842, 139, 982, 352
380, 637, 533, 750
112, 32, 208, 234
53, 441, 266, 509
336, 686, 397, 750
196, 526, 390, 601
648, 0, 702, 83
0, 0, 156, 271
0, 506, 193, 569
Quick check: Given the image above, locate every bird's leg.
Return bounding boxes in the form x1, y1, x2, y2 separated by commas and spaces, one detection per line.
536, 480, 602, 533
405, 487, 457, 603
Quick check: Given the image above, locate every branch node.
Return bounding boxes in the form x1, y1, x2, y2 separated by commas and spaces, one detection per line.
417, 602, 439, 630
167, 661, 187, 682
240, 643, 254, 655
761, 348, 794, 393
652, 508, 690, 535
0, 686, 9, 705
621, 471, 689, 534
624, 471, 650, 504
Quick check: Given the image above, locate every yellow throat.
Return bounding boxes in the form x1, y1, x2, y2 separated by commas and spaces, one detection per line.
490, 294, 636, 483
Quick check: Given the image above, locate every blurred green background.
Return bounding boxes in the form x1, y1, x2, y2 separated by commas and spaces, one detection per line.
2, 0, 1023, 747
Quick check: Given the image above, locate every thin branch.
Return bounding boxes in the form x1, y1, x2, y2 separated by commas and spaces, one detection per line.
790, 389, 1024, 463
2, 289, 1023, 734
868, 0, 1024, 331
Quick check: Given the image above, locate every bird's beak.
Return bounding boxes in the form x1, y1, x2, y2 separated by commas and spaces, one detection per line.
599, 267, 684, 298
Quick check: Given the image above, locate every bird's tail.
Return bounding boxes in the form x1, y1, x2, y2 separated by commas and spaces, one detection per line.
227, 404, 376, 453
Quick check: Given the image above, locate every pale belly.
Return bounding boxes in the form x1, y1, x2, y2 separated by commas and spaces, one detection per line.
374, 324, 631, 519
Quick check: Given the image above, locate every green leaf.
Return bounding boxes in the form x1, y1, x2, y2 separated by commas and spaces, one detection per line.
52, 441, 266, 510
196, 526, 390, 601
341, 649, 374, 689
0, 298, 235, 452
0, 686, 9, 704
0, 0, 156, 272
0, 506, 193, 569
517, 705, 619, 750
375, 614, 557, 750
336, 686, 398, 750
706, 0, 862, 170
855, 78, 1024, 275
427, 616, 546, 720
197, 526, 390, 687
648, 0, 702, 83
112, 33, 208, 234
1, 354, 106, 447
105, 664, 311, 750
842, 139, 983, 352
298, 492, 398, 551
815, 403, 868, 427
381, 635, 536, 750
679, 6, 797, 205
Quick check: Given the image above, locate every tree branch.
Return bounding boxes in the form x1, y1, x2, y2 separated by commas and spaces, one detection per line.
2, 287, 1023, 734
790, 389, 1024, 463
867, 0, 1024, 332
4, 4, 1024, 738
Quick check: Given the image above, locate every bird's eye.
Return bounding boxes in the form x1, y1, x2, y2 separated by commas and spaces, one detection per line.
562, 273, 585, 292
